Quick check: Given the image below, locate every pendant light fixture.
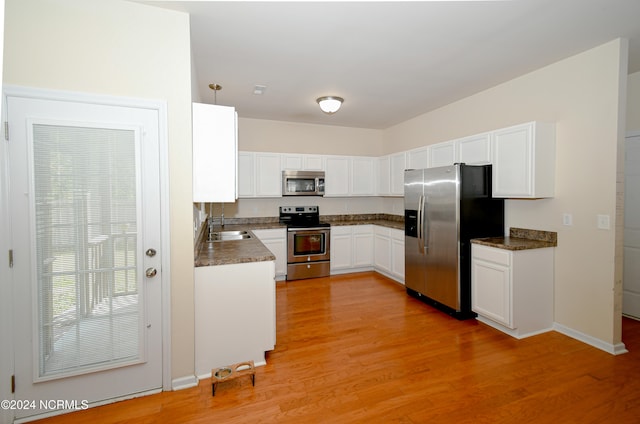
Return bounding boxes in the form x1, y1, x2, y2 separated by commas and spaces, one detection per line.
209, 83, 222, 104
316, 96, 344, 115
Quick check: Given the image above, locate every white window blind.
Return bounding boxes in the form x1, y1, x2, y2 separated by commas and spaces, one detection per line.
32, 123, 143, 380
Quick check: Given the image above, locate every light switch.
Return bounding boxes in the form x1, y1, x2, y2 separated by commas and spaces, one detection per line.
562, 213, 573, 226
597, 214, 610, 230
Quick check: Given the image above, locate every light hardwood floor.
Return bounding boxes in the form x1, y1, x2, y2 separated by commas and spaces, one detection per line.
33, 272, 640, 423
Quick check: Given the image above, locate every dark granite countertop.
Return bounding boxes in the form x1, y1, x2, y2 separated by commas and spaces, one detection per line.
323, 213, 404, 230
194, 223, 283, 267
471, 227, 557, 251
194, 214, 404, 267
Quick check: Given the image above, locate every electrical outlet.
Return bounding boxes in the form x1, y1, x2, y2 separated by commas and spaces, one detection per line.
562, 213, 573, 226
597, 214, 610, 230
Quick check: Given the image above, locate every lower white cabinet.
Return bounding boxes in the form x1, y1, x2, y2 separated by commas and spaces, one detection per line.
330, 225, 374, 272
252, 228, 287, 280
471, 243, 554, 338
373, 226, 405, 283
330, 224, 403, 283
390, 229, 405, 283
353, 226, 375, 267
194, 261, 276, 377
374, 226, 392, 274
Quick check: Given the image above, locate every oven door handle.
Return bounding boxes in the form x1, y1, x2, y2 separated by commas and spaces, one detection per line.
287, 227, 330, 232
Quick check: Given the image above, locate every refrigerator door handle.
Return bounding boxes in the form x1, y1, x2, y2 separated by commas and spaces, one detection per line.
417, 195, 424, 253
424, 195, 429, 251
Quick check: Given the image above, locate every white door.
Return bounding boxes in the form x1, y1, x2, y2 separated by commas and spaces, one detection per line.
6, 91, 164, 420
624, 135, 640, 319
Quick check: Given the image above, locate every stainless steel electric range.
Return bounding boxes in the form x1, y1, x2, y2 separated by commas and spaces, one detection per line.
279, 206, 331, 280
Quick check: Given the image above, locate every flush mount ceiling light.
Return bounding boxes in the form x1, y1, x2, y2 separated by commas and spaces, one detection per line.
316, 96, 344, 115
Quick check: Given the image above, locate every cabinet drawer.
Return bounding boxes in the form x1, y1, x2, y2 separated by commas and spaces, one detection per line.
472, 244, 510, 266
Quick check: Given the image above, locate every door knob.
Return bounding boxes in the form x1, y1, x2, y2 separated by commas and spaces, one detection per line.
146, 248, 157, 257
145, 267, 157, 278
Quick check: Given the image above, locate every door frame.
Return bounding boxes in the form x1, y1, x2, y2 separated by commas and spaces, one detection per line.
0, 86, 172, 418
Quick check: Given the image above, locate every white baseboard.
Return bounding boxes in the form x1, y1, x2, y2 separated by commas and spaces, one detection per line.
553, 323, 628, 355
171, 375, 199, 391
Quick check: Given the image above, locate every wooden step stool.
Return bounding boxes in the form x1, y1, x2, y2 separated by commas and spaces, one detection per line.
211, 360, 256, 396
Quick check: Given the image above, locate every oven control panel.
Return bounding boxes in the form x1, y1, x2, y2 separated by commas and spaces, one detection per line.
280, 206, 318, 214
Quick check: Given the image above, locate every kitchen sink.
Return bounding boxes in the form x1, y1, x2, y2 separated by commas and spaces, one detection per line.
207, 230, 252, 242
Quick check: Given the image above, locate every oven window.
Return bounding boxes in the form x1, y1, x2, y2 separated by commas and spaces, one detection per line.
293, 233, 325, 255
287, 178, 316, 193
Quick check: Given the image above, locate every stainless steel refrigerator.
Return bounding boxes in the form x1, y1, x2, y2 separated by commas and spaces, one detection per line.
404, 164, 504, 319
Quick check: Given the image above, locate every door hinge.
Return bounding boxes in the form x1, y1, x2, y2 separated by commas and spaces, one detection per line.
4, 121, 8, 141
11, 375, 15, 393
9, 250, 13, 268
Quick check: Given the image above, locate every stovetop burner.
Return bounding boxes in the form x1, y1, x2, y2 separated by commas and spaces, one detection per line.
279, 206, 329, 228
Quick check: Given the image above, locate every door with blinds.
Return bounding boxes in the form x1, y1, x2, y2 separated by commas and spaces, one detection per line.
6, 89, 164, 420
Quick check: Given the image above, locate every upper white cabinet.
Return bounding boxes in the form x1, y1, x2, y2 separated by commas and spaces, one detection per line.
406, 147, 429, 169
492, 122, 555, 198
238, 152, 255, 197
238, 151, 282, 197
325, 155, 376, 197
281, 154, 324, 171
351, 157, 376, 196
192, 103, 238, 202
458, 133, 491, 165
324, 156, 350, 196
428, 140, 457, 168
390, 153, 406, 196
377, 156, 391, 196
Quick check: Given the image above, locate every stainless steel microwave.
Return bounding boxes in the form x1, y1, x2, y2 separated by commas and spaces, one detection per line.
282, 170, 325, 196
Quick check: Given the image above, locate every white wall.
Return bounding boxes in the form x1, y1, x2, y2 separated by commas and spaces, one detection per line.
384, 39, 628, 348
2, 0, 195, 383
0, 2, 10, 422
628, 71, 640, 132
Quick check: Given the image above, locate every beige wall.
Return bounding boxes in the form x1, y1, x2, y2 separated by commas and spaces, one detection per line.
628, 71, 640, 132
384, 39, 628, 347
239, 117, 384, 156
3, 0, 195, 381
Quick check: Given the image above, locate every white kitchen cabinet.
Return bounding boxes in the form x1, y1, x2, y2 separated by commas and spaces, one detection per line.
374, 226, 392, 274
390, 228, 405, 283
238, 151, 282, 197
238, 152, 255, 197
353, 225, 374, 268
303, 155, 324, 171
407, 147, 429, 169
330, 225, 353, 271
325, 155, 376, 197
491, 122, 555, 198
351, 156, 376, 196
195, 260, 276, 377
252, 228, 287, 279
256, 153, 282, 197
377, 155, 391, 196
471, 243, 554, 338
324, 156, 350, 196
281, 154, 324, 171
390, 152, 406, 196
458, 133, 491, 165
192, 102, 238, 202
281, 154, 303, 170
330, 225, 374, 273
428, 140, 457, 168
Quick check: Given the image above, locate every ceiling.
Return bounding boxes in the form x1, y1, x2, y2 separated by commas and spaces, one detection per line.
138, 0, 640, 129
